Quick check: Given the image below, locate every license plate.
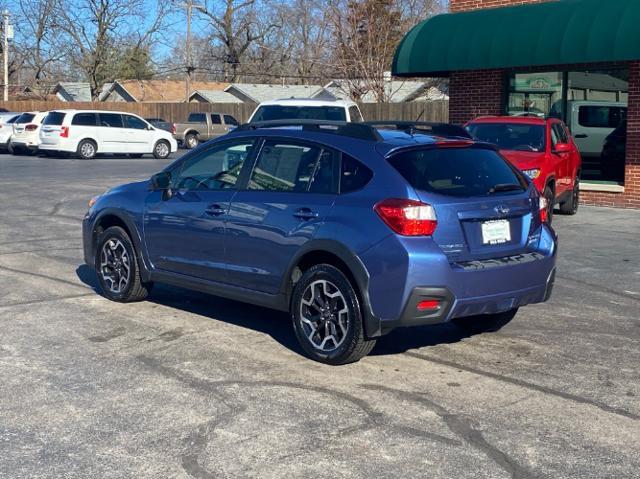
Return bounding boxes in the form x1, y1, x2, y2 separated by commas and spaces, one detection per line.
481, 220, 511, 245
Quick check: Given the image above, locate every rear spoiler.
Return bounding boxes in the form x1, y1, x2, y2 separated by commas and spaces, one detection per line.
364, 121, 473, 140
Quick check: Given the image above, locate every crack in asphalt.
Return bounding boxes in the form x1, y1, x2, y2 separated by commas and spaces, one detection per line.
136, 355, 462, 479
361, 384, 539, 479
404, 352, 640, 421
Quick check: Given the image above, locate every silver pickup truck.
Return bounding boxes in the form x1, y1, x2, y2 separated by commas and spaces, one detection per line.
173, 112, 239, 149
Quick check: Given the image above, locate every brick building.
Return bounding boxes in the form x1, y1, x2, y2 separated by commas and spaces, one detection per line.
393, 0, 640, 208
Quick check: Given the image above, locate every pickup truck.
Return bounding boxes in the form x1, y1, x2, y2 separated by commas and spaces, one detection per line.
174, 112, 239, 149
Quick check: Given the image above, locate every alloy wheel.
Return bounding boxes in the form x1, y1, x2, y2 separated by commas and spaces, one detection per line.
81, 142, 95, 158
155, 142, 169, 158
299, 279, 350, 352
99, 238, 131, 294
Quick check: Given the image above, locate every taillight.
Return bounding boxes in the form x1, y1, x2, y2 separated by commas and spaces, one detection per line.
25, 124, 37, 131
171, 123, 176, 134
60, 126, 69, 138
539, 197, 549, 223
374, 198, 437, 236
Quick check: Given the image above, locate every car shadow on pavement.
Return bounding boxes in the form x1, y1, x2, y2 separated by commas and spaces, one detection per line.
76, 264, 471, 358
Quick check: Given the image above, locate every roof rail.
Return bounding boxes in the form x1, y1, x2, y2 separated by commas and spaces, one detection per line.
364, 121, 473, 139
235, 120, 382, 142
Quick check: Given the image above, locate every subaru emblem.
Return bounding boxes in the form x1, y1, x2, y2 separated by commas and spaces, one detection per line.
494, 205, 510, 216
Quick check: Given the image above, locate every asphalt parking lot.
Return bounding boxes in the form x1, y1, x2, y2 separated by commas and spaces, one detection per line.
0, 152, 638, 479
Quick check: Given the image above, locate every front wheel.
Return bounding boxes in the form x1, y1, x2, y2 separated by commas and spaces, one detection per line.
184, 133, 198, 149
452, 308, 518, 334
291, 264, 376, 365
153, 140, 170, 159
543, 186, 554, 225
559, 177, 579, 215
95, 226, 153, 302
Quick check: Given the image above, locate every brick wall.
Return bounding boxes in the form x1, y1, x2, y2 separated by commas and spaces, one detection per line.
449, 70, 504, 125
450, 0, 551, 12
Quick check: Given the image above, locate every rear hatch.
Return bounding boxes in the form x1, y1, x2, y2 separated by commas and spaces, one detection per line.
387, 145, 540, 263
12, 113, 36, 141
40, 111, 67, 145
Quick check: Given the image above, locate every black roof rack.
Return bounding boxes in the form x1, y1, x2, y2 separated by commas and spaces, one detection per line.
364, 121, 473, 139
235, 120, 382, 142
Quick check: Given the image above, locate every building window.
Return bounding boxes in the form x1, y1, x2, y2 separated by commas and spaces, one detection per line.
506, 69, 628, 184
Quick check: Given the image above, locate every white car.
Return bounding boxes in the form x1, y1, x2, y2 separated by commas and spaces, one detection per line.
38, 110, 178, 160
248, 98, 364, 123
0, 112, 22, 151
11, 111, 48, 154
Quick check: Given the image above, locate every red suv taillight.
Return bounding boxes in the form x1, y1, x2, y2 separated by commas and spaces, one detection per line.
25, 124, 37, 131
60, 126, 69, 138
539, 196, 549, 223
374, 198, 437, 236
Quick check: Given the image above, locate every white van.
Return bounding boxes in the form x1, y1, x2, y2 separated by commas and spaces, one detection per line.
553, 101, 627, 157
39, 110, 178, 159
248, 98, 364, 123
11, 111, 48, 154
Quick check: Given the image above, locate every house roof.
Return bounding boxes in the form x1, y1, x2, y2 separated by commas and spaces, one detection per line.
54, 82, 92, 102
224, 83, 334, 103
102, 80, 229, 102
324, 80, 447, 102
189, 90, 243, 103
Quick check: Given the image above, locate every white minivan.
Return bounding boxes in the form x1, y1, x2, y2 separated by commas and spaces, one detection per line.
39, 110, 178, 159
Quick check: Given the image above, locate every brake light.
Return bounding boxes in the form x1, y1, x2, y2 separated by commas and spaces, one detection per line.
25, 124, 38, 131
60, 126, 69, 138
539, 197, 549, 223
374, 198, 437, 236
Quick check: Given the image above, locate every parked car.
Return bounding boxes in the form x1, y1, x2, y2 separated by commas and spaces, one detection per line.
10, 111, 48, 155
0, 112, 22, 151
174, 112, 239, 149
248, 98, 364, 123
145, 118, 175, 134
38, 110, 177, 160
83, 120, 556, 365
466, 116, 582, 222
551, 100, 627, 158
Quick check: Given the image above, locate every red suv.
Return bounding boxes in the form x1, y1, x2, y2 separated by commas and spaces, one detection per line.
466, 116, 582, 222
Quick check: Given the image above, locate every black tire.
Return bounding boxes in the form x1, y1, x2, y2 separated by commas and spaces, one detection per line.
77, 139, 97, 160
128, 153, 144, 159
184, 133, 198, 149
11, 145, 23, 155
559, 176, 580, 215
95, 226, 152, 302
291, 264, 376, 365
153, 140, 171, 159
543, 186, 554, 225
452, 308, 518, 334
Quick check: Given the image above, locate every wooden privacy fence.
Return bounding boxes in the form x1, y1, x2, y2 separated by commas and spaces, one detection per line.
0, 100, 448, 124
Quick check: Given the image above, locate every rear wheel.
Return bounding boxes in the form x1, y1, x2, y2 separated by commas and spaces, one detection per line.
559, 177, 580, 215
292, 264, 376, 365
543, 186, 554, 224
153, 140, 170, 159
452, 308, 518, 334
184, 133, 198, 149
77, 139, 97, 160
95, 226, 152, 302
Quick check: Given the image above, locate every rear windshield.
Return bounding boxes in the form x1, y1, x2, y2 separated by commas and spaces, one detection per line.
388, 147, 527, 198
6, 115, 19, 124
16, 113, 35, 124
466, 123, 546, 152
251, 105, 347, 122
43, 112, 66, 126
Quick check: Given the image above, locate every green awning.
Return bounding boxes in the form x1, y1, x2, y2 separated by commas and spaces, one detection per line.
392, 0, 640, 77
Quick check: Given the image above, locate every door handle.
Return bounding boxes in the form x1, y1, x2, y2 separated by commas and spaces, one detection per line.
293, 208, 319, 220
205, 204, 226, 216
574, 134, 588, 139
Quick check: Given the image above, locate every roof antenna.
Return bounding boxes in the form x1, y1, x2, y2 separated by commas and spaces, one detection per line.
414, 109, 424, 122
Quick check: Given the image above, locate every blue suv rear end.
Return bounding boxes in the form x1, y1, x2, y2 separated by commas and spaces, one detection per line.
83, 121, 556, 364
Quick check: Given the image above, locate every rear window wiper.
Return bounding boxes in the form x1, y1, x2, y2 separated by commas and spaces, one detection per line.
487, 183, 523, 194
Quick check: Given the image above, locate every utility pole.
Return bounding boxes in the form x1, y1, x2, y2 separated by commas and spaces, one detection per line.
2, 10, 11, 102
185, 0, 192, 101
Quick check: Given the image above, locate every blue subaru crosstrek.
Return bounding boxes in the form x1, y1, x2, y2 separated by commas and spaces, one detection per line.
83, 120, 557, 365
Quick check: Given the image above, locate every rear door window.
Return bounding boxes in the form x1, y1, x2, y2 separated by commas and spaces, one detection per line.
388, 147, 527, 197
188, 113, 206, 123
99, 113, 124, 128
72, 113, 98, 126
43, 112, 66, 126
211, 114, 222, 124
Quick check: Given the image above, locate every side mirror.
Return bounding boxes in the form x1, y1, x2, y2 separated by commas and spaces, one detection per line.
150, 171, 171, 191
553, 143, 571, 154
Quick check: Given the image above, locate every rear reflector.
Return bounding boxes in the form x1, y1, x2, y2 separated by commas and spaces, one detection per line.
417, 299, 441, 311
374, 198, 437, 236
60, 126, 69, 138
25, 124, 37, 131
